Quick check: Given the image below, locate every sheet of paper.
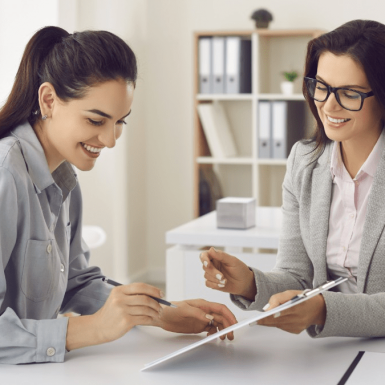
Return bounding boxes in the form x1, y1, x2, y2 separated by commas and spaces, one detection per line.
141, 278, 346, 371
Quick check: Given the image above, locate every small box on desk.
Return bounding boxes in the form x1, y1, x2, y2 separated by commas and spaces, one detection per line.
216, 197, 256, 229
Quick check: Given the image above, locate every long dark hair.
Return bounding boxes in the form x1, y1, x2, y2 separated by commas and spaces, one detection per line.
0, 26, 137, 137
303, 20, 385, 157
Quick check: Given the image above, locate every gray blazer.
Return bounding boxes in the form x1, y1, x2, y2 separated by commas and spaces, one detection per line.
232, 140, 385, 338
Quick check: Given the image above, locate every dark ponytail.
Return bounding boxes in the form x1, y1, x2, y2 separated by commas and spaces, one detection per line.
0, 26, 137, 138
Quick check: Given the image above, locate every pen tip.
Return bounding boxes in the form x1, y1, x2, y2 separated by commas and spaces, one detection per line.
171, 304, 178, 308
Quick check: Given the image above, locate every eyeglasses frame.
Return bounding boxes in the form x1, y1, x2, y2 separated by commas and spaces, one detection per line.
304, 77, 374, 112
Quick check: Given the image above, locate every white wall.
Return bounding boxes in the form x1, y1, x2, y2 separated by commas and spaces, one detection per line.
0, 0, 59, 106
76, 0, 148, 283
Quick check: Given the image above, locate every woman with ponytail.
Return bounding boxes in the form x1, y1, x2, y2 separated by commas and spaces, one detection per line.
0, 27, 236, 364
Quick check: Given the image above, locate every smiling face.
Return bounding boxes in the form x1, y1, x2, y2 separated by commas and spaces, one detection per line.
315, 51, 383, 147
35, 79, 134, 172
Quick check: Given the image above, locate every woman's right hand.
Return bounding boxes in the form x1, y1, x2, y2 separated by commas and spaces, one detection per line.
200, 247, 257, 301
66, 283, 163, 350
93, 283, 163, 343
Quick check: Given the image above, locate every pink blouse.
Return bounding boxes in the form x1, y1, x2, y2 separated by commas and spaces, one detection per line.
326, 130, 385, 293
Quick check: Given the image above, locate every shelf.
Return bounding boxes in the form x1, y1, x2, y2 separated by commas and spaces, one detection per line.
197, 157, 255, 165
256, 29, 325, 38
194, 29, 325, 38
257, 93, 305, 100
197, 94, 305, 101
193, 29, 320, 215
197, 94, 254, 101
257, 159, 287, 166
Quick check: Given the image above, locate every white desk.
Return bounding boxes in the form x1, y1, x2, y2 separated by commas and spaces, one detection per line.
166, 207, 282, 250
3, 325, 385, 384
166, 207, 281, 317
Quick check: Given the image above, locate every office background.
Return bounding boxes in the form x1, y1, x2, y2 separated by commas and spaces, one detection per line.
0, 0, 384, 286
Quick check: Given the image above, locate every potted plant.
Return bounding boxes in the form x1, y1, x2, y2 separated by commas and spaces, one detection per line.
281, 71, 298, 95
251, 9, 273, 29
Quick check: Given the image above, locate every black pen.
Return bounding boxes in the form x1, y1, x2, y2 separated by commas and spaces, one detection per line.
102, 277, 177, 308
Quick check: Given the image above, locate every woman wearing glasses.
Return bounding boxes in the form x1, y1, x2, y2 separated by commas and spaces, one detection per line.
200, 19, 385, 338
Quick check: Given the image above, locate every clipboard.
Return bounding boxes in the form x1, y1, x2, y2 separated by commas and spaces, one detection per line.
141, 277, 347, 371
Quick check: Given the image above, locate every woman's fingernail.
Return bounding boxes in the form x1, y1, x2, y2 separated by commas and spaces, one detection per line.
159, 291, 165, 298
216, 273, 223, 280
218, 283, 225, 288
263, 303, 270, 311
213, 247, 218, 252
203, 261, 208, 267
273, 312, 281, 319
205, 314, 214, 320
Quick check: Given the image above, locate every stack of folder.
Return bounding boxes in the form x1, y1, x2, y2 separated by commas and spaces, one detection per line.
258, 100, 306, 159
199, 36, 252, 94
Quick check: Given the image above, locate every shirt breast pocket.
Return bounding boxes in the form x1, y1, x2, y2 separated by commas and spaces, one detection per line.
21, 239, 60, 302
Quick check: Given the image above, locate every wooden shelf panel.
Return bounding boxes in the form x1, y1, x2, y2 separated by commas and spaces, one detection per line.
197, 94, 305, 101
256, 29, 325, 38
257, 93, 305, 100
197, 157, 255, 165
197, 94, 254, 101
194, 29, 325, 38
257, 159, 287, 166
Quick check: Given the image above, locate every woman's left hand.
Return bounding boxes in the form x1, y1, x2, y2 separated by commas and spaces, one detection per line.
257, 290, 326, 334
154, 299, 237, 340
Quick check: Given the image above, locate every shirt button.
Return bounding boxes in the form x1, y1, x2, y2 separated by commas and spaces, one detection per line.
350, 213, 355, 219
343, 246, 346, 251
60, 264, 65, 272
47, 347, 56, 357
47, 244, 52, 253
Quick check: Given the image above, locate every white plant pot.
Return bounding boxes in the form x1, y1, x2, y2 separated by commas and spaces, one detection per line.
281, 81, 294, 95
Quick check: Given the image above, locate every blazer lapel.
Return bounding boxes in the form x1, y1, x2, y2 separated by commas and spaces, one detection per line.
357, 148, 385, 292
309, 147, 333, 286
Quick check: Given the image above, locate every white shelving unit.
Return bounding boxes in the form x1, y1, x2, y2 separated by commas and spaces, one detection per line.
193, 29, 325, 216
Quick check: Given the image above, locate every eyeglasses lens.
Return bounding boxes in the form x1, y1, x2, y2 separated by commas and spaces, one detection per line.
306, 79, 362, 111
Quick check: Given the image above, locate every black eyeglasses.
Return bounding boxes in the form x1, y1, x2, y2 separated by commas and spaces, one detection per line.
304, 77, 374, 111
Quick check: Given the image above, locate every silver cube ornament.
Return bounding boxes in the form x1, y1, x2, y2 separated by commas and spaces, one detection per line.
216, 197, 256, 229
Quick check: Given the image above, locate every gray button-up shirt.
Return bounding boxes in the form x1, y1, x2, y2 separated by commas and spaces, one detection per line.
0, 122, 112, 364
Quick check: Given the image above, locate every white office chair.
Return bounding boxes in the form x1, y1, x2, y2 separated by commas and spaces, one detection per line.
82, 225, 107, 249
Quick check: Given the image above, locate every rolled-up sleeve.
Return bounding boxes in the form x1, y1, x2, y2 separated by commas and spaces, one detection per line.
0, 308, 68, 364
0, 167, 69, 364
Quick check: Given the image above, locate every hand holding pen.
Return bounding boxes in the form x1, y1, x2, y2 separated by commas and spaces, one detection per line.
103, 277, 177, 308
100, 277, 237, 341
84, 281, 168, 345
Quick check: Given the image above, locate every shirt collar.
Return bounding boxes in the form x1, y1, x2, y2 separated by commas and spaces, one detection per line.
360, 128, 385, 178
330, 128, 385, 181
11, 121, 77, 199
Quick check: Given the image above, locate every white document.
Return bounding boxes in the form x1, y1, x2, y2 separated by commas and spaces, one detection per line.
225, 36, 240, 94
141, 278, 347, 371
258, 101, 271, 158
197, 102, 237, 158
199, 37, 212, 94
272, 101, 287, 159
212, 37, 225, 94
